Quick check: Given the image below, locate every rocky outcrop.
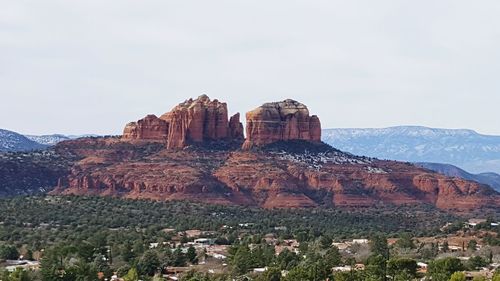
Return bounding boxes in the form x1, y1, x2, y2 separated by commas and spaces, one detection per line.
229, 113, 244, 139
122, 95, 243, 149
160, 95, 231, 149
51, 137, 500, 212
122, 115, 169, 141
43, 96, 500, 212
243, 99, 321, 149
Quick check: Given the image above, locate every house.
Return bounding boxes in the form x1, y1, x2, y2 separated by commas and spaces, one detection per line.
417, 262, 428, 274
182, 230, 202, 238
332, 239, 370, 251
163, 228, 176, 234
253, 267, 268, 273
275, 245, 299, 255
194, 238, 214, 246
332, 264, 364, 272
210, 253, 227, 260
467, 219, 487, 228
164, 267, 190, 275
205, 245, 229, 260
332, 242, 350, 251
4, 260, 40, 272
352, 239, 369, 244
464, 269, 493, 280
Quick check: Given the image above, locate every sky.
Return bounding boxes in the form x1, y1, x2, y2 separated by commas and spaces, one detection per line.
1, 0, 499, 136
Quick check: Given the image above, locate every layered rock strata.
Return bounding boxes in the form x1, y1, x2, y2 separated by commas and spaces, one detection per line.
243, 99, 321, 149
122, 95, 244, 149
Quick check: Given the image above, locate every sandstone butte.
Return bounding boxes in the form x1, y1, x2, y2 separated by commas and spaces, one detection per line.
122, 95, 244, 149
243, 99, 321, 150
50, 95, 500, 212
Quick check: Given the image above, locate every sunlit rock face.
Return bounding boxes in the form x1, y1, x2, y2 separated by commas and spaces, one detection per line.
122, 95, 243, 149
243, 99, 321, 149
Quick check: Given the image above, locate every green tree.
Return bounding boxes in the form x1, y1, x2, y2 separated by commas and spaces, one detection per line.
467, 256, 487, 270
319, 236, 332, 249
324, 246, 342, 268
370, 234, 389, 260
442, 241, 450, 253
75, 242, 95, 263
387, 258, 417, 280
334, 271, 360, 281
467, 240, 478, 251
393, 270, 414, 281
395, 233, 415, 249
8, 268, 32, 281
187, 246, 198, 265
25, 249, 34, 261
40, 247, 64, 281
283, 263, 330, 281
0, 245, 19, 260
275, 248, 300, 271
365, 255, 387, 281
172, 247, 187, 267
93, 253, 110, 276
137, 250, 160, 276
120, 243, 134, 263
122, 268, 139, 281
229, 245, 252, 275
256, 267, 281, 281
68, 259, 98, 281
449, 272, 466, 281
428, 257, 464, 281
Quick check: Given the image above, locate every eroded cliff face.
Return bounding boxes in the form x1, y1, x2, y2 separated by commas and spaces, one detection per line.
122, 115, 169, 141
122, 95, 244, 149
52, 137, 500, 211
43, 95, 500, 212
243, 99, 322, 149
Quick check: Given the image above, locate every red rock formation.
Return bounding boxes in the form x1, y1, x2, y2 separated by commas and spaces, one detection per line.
52, 138, 500, 211
160, 95, 231, 149
243, 99, 322, 149
50, 97, 500, 212
122, 115, 169, 141
122, 95, 243, 149
229, 113, 244, 139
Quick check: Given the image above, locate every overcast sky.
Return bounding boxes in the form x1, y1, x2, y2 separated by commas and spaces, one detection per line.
1, 0, 499, 135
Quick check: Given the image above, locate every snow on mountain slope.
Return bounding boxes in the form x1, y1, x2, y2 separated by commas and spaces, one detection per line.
322, 126, 500, 174
25, 134, 71, 146
1, 129, 98, 152
0, 129, 47, 152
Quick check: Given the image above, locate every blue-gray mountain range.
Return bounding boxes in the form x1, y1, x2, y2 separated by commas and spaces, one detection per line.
322, 126, 500, 174
0, 129, 92, 152
1, 126, 500, 191
322, 126, 500, 191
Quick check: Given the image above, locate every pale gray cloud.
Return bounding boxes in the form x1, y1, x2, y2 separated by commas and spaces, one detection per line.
1, 0, 499, 135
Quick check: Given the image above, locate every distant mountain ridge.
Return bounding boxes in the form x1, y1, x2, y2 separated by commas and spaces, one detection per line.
1, 97, 499, 211
0, 129, 47, 152
0, 129, 97, 152
322, 126, 500, 174
26, 134, 71, 146
415, 162, 500, 192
